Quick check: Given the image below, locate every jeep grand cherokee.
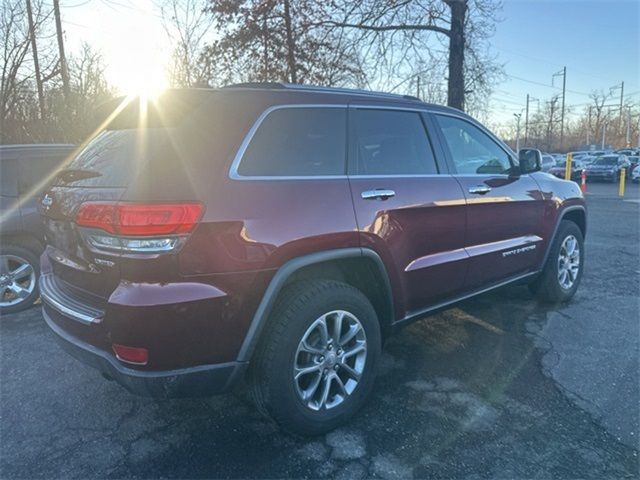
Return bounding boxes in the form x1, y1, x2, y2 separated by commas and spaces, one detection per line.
40, 84, 586, 435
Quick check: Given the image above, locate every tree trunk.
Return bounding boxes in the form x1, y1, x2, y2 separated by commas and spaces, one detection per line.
283, 0, 297, 83
445, 0, 466, 111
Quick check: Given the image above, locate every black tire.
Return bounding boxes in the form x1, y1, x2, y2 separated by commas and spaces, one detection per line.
249, 279, 381, 436
529, 220, 584, 303
0, 244, 40, 314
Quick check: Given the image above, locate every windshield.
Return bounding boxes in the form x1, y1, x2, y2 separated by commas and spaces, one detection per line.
594, 157, 618, 165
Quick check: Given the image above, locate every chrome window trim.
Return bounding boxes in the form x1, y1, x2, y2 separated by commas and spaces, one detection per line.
430, 110, 519, 168
228, 103, 515, 181
228, 104, 349, 181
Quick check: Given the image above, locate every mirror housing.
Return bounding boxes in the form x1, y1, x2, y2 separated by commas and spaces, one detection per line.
519, 148, 542, 174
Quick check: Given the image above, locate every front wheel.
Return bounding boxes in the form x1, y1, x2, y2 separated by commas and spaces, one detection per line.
249, 280, 381, 435
529, 220, 584, 303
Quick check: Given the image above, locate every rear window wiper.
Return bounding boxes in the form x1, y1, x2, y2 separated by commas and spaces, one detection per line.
55, 168, 102, 184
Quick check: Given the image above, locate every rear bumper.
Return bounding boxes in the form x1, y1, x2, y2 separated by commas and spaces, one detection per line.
43, 307, 247, 398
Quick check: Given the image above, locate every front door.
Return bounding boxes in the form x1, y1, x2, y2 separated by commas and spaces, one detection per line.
347, 107, 468, 317
431, 113, 544, 289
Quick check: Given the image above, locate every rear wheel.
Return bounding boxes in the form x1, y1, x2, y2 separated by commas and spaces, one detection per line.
249, 280, 381, 436
0, 245, 40, 314
529, 220, 584, 303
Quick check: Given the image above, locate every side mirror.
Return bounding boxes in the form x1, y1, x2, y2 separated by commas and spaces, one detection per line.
518, 148, 542, 174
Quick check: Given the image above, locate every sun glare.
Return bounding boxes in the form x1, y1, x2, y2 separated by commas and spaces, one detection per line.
101, 1, 169, 98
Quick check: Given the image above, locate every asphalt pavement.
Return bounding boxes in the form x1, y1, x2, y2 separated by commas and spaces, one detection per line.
1, 182, 638, 479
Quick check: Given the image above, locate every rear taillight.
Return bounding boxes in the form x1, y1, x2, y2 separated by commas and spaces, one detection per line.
75, 202, 203, 253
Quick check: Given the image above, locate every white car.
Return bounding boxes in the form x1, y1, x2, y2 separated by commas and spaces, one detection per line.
631, 165, 640, 183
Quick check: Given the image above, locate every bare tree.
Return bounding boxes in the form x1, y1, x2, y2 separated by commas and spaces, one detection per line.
321, 0, 504, 112
0, 0, 62, 142
160, 0, 215, 87
201, 0, 365, 87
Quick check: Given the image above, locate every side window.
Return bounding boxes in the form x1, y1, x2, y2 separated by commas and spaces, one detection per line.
1, 157, 18, 197
353, 109, 438, 175
19, 154, 66, 197
435, 115, 513, 175
238, 107, 346, 176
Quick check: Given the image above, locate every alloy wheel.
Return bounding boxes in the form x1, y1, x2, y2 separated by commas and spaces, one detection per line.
0, 255, 36, 308
293, 310, 367, 411
557, 235, 580, 290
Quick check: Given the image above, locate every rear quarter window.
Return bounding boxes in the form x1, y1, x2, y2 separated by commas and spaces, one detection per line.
237, 107, 347, 177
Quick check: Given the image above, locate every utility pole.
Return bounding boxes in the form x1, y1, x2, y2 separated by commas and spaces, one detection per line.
25, 0, 45, 119
610, 82, 625, 134
601, 122, 607, 150
586, 106, 592, 145
524, 94, 538, 146
53, 0, 70, 100
626, 107, 631, 147
553, 67, 567, 148
514, 113, 522, 152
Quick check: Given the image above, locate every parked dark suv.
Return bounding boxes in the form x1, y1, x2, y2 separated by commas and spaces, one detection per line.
1, 144, 74, 313
40, 85, 586, 435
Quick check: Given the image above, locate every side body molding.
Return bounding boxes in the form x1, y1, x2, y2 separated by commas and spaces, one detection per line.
236, 247, 394, 363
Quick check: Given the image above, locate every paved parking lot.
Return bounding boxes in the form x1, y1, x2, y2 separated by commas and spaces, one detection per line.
1, 182, 638, 479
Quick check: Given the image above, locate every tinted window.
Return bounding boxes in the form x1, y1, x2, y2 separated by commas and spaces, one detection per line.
19, 152, 69, 196
54, 129, 176, 187
435, 115, 512, 174
1, 157, 18, 197
353, 109, 437, 175
238, 108, 346, 176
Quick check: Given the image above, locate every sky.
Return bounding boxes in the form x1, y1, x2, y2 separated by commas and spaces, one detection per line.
58, 0, 639, 127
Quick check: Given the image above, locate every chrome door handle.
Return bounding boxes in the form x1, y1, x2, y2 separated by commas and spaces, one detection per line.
468, 185, 492, 195
361, 189, 396, 200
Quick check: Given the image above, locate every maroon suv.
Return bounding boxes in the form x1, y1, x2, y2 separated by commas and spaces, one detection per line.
40, 84, 586, 435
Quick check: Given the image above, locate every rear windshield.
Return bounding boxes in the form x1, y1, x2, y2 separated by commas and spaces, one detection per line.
53, 129, 175, 187
52, 91, 215, 188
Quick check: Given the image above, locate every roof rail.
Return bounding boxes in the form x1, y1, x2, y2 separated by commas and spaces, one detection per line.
222, 82, 286, 90
222, 82, 421, 102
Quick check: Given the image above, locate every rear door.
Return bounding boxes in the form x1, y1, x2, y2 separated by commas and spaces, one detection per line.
431, 113, 544, 289
347, 106, 468, 317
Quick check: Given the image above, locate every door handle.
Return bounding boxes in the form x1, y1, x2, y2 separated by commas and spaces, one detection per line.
361, 189, 396, 200
468, 185, 492, 195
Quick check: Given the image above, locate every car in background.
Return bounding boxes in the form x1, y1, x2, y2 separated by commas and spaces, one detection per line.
0, 144, 75, 313
549, 160, 583, 182
626, 156, 639, 177
551, 153, 566, 163
631, 163, 640, 183
541, 153, 557, 171
585, 154, 626, 182
615, 148, 638, 157
580, 155, 598, 166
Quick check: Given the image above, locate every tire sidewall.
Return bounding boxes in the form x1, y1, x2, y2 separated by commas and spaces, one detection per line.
0, 244, 40, 314
263, 283, 381, 434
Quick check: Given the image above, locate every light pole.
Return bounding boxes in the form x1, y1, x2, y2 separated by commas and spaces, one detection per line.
601, 122, 607, 150
514, 113, 522, 152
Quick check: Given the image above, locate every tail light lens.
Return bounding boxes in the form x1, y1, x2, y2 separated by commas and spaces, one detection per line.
76, 202, 203, 253
112, 344, 148, 365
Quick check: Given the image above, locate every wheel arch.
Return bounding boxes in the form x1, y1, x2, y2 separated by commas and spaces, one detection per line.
0, 232, 44, 254
236, 248, 394, 363
540, 205, 586, 269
